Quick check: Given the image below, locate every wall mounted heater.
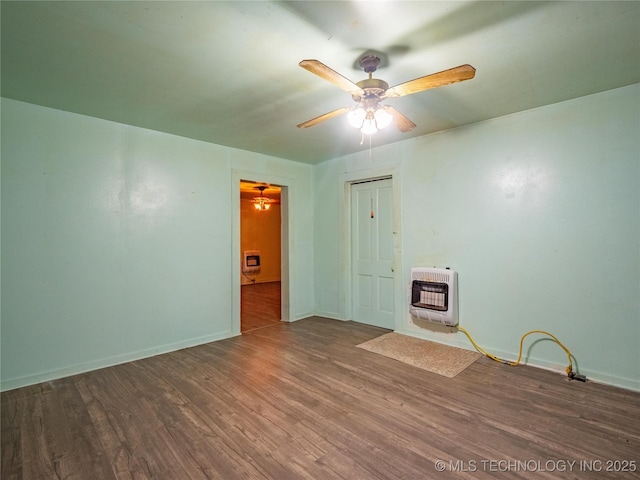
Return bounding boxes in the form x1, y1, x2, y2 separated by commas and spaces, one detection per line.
409, 267, 458, 326
242, 250, 261, 274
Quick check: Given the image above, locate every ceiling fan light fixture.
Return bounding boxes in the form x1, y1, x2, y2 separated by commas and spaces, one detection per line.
347, 107, 366, 128
361, 115, 378, 135
348, 105, 391, 135
374, 106, 393, 129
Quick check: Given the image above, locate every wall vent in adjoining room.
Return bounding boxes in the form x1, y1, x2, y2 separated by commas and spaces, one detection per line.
409, 267, 458, 327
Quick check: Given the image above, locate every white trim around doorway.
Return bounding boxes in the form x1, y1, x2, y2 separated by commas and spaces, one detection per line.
231, 170, 295, 336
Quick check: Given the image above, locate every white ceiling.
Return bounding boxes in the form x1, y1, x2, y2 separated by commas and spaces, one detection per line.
2, 1, 638, 165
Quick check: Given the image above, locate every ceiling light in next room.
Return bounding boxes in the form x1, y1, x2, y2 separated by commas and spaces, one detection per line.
252, 186, 271, 211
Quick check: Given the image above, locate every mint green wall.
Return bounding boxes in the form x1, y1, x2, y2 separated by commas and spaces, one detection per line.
3, 85, 638, 392
1, 98, 313, 390
314, 84, 639, 391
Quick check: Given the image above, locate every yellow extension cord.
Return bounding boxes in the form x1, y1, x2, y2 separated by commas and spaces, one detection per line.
456, 326, 575, 377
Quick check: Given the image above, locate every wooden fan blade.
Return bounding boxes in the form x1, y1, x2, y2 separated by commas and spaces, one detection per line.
299, 59, 364, 95
297, 106, 350, 129
385, 64, 476, 98
385, 106, 416, 132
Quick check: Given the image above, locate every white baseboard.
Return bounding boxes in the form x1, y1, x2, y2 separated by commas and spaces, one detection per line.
311, 311, 348, 321
1, 330, 234, 392
394, 326, 640, 393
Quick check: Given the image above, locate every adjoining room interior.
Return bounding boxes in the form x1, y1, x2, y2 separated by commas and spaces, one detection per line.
1, 2, 639, 479
240, 181, 282, 332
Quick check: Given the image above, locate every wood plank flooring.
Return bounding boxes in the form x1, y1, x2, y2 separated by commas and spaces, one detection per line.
241, 281, 281, 332
2, 317, 640, 479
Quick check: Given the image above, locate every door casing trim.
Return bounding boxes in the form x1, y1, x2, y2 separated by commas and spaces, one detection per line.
337, 166, 402, 327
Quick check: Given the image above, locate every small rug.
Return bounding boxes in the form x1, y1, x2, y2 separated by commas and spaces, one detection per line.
356, 332, 482, 378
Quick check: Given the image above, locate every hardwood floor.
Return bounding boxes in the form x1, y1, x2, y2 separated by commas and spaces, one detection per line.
241, 281, 281, 332
2, 317, 639, 479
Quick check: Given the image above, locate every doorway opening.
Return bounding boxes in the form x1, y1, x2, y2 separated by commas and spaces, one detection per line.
240, 180, 282, 332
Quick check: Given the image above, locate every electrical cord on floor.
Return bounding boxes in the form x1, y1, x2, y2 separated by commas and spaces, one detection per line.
456, 326, 586, 382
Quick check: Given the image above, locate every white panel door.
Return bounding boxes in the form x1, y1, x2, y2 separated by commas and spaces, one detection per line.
351, 178, 394, 329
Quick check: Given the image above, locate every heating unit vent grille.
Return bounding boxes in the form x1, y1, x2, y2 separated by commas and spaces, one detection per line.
412, 271, 451, 283
409, 267, 458, 327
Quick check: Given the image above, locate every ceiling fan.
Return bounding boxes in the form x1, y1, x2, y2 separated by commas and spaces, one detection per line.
297, 55, 475, 135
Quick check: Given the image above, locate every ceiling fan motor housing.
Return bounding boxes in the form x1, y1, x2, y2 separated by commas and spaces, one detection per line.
353, 55, 389, 102
353, 78, 389, 102
359, 55, 381, 73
